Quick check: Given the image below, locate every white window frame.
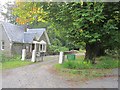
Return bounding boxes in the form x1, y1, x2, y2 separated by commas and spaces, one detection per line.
39, 44, 46, 52
1, 41, 5, 50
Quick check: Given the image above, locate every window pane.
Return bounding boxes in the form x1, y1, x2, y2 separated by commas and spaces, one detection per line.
2, 42, 4, 45
40, 45, 42, 50
2, 46, 4, 49
43, 45, 45, 51
1, 41, 5, 50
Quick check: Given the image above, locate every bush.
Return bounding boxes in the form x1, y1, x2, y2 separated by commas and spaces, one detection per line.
105, 49, 119, 58
1, 54, 21, 63
47, 45, 69, 55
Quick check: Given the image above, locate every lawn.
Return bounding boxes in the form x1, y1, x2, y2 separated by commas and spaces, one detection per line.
2, 60, 33, 69
55, 55, 119, 69
54, 55, 119, 80
1, 55, 33, 70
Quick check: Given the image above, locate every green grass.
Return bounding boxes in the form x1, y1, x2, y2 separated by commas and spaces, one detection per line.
58, 56, 119, 69
95, 56, 119, 69
1, 55, 33, 70
2, 60, 32, 69
54, 56, 119, 80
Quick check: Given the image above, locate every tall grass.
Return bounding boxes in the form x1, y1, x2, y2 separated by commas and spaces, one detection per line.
54, 56, 118, 80
1, 54, 33, 69
57, 56, 119, 69
1, 54, 21, 63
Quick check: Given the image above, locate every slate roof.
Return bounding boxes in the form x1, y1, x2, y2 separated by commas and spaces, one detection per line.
2, 22, 25, 43
24, 28, 46, 43
1, 22, 46, 43
23, 32, 36, 43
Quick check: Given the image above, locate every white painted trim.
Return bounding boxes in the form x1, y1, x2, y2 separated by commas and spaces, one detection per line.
33, 40, 46, 52
10, 42, 12, 50
33, 40, 46, 44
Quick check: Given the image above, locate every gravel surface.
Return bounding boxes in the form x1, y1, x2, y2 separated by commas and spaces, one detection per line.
2, 56, 72, 88
80, 77, 118, 88
2, 55, 119, 88
80, 68, 119, 88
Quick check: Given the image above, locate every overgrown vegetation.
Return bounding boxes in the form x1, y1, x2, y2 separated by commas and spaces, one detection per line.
11, 2, 119, 64
47, 45, 69, 55
54, 56, 119, 80
1, 55, 33, 69
55, 56, 119, 70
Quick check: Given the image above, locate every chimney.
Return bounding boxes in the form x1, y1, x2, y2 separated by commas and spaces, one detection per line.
23, 24, 27, 32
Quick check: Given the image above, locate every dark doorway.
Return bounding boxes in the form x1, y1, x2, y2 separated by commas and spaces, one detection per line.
32, 44, 35, 50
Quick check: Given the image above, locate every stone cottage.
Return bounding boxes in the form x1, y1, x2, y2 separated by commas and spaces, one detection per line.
0, 22, 50, 57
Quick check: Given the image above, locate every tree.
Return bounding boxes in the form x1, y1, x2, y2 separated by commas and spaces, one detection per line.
13, 2, 70, 47
102, 2, 120, 59
46, 2, 119, 63
12, 2, 119, 63
13, 2, 47, 25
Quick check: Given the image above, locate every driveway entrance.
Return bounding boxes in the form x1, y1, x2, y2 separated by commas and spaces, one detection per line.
2, 55, 118, 88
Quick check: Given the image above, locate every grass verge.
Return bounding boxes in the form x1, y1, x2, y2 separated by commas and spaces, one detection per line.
2, 60, 33, 69
54, 56, 119, 81
1, 55, 33, 70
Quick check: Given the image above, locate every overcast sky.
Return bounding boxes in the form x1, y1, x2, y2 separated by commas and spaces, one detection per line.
0, 0, 15, 22
0, 0, 15, 5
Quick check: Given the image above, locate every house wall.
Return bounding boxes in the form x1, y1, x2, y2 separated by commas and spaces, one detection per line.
0, 24, 12, 56
37, 33, 49, 52
11, 43, 25, 55
39, 32, 48, 43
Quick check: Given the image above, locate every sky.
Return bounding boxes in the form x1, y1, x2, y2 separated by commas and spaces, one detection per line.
0, 0, 15, 22
0, 0, 15, 5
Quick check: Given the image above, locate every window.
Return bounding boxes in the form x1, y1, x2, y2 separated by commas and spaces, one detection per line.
39, 44, 46, 52
1, 41, 5, 50
40, 44, 42, 51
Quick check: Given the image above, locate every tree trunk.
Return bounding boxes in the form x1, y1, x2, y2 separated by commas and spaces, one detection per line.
85, 42, 100, 64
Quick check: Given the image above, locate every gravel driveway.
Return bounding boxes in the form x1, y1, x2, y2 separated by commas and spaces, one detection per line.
2, 55, 72, 88
2, 55, 119, 88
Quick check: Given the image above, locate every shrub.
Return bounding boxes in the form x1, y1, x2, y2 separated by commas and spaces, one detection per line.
1, 54, 21, 63
47, 45, 69, 55
105, 49, 120, 59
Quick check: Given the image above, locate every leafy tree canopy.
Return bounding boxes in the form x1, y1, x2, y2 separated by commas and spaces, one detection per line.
12, 2, 120, 62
